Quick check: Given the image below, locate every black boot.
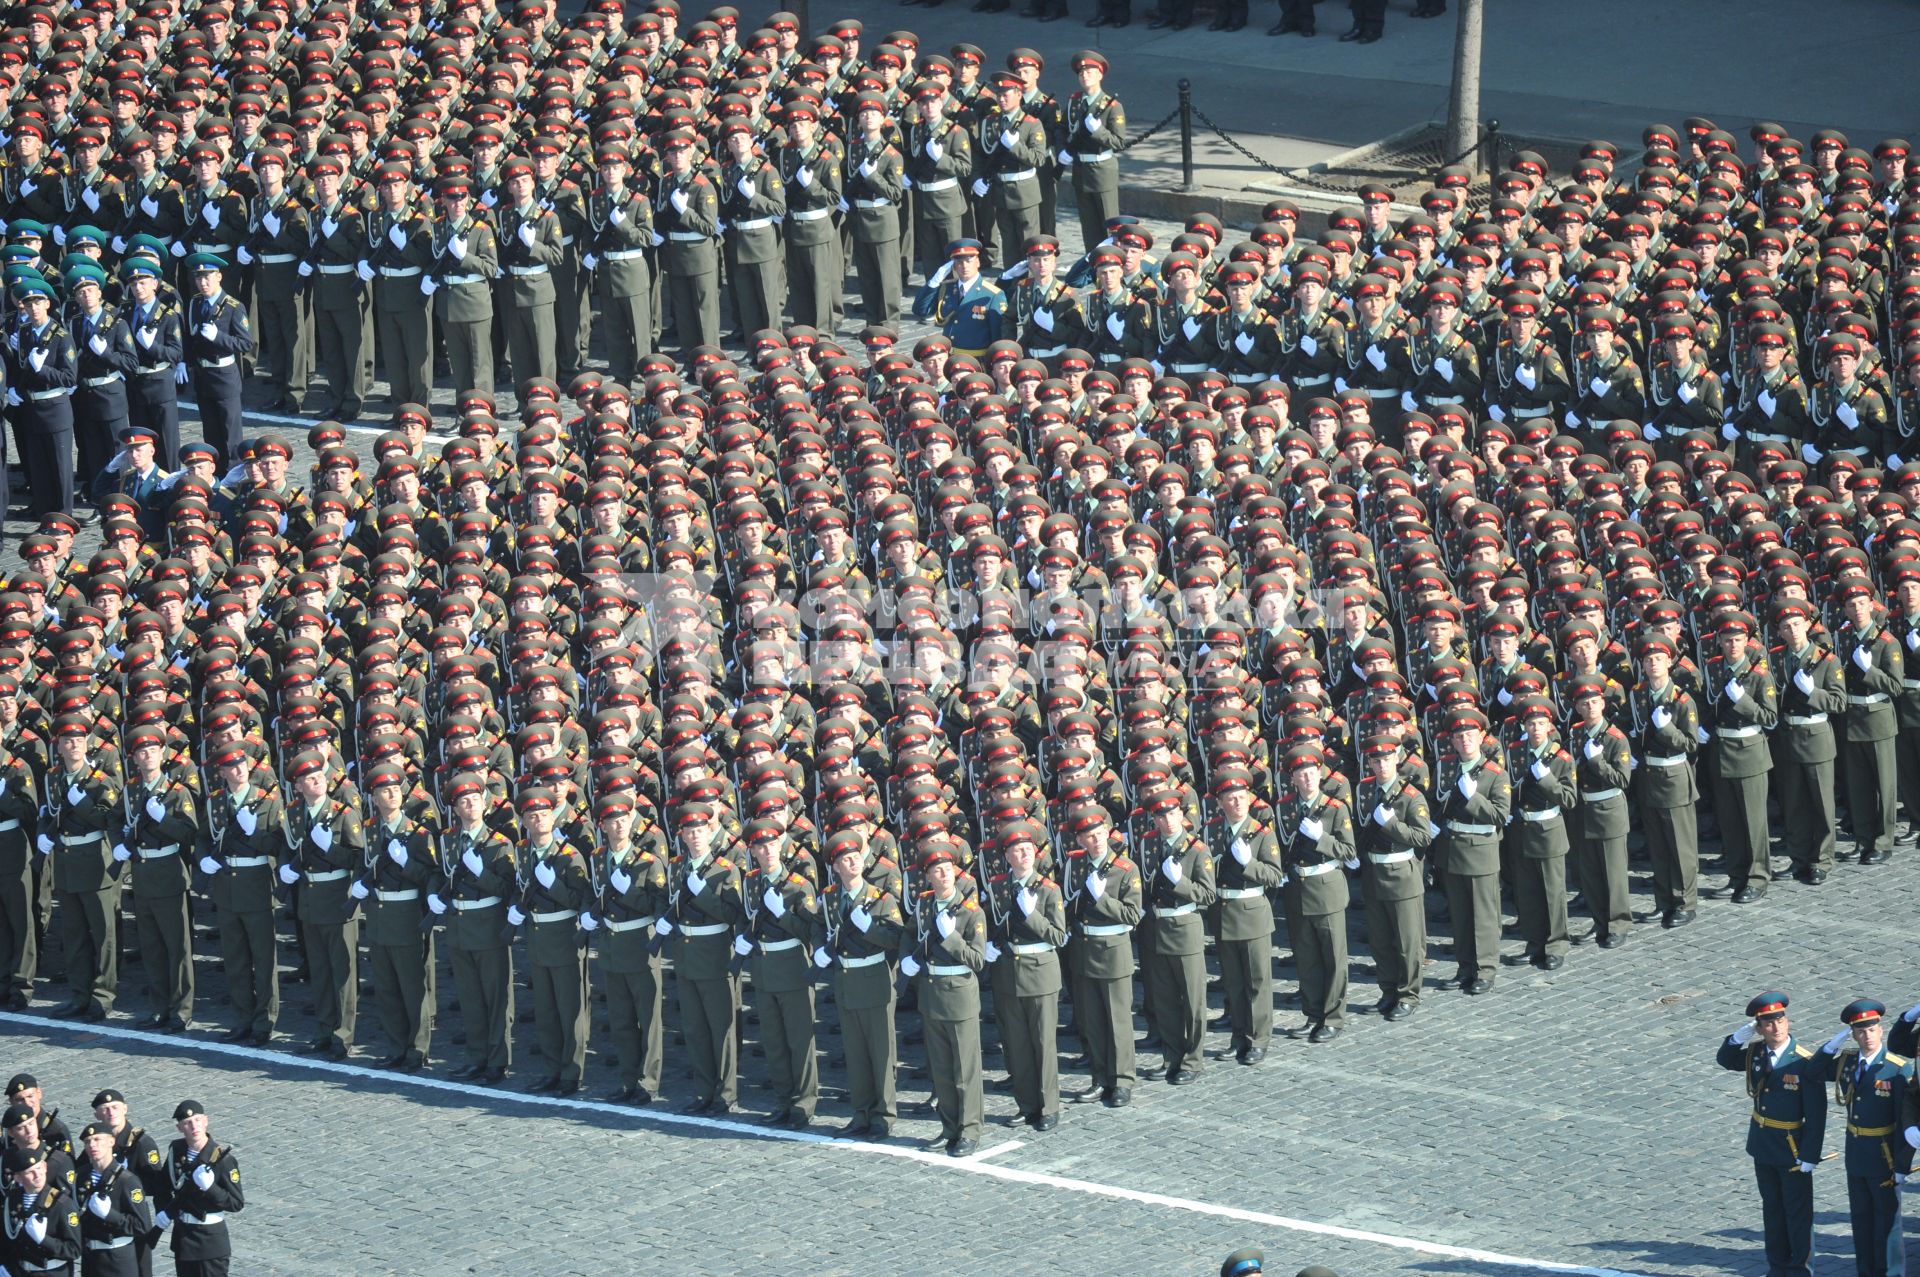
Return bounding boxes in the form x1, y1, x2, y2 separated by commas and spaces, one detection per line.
1338, 22, 1364, 38
1267, 9, 1298, 32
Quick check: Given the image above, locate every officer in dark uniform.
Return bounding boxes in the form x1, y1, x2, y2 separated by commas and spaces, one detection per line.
913, 240, 1006, 358
1, 1142, 81, 1276
73, 1118, 149, 1277
1717, 993, 1826, 1277
154, 1099, 242, 1277
118, 258, 182, 469
1811, 999, 1916, 1277
5, 274, 78, 517
180, 255, 251, 470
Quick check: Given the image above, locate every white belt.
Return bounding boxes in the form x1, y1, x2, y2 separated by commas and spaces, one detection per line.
1850, 693, 1891, 705
0, 819, 18, 831
1746, 431, 1789, 443
668, 231, 709, 242
1229, 372, 1268, 385
1072, 150, 1115, 163
192, 242, 225, 254
179, 1212, 225, 1226
758, 936, 800, 951
1518, 808, 1562, 823
196, 355, 236, 369
1581, 788, 1624, 802
732, 217, 776, 230
227, 855, 269, 868
927, 963, 970, 976
998, 168, 1036, 183
20, 1262, 67, 1273
919, 177, 958, 192
1646, 754, 1689, 767
375, 889, 419, 902
680, 921, 729, 936
27, 387, 69, 400
790, 208, 833, 221
1218, 886, 1264, 899
605, 915, 656, 932
453, 895, 501, 911
1029, 345, 1065, 359
853, 198, 893, 209
1295, 860, 1340, 877
136, 364, 172, 375
1662, 422, 1692, 435
1156, 902, 1198, 917
1719, 725, 1762, 739
1447, 822, 1496, 836
1422, 394, 1465, 405
604, 248, 648, 261
1785, 714, 1828, 726
1367, 850, 1415, 865
1512, 405, 1554, 419
530, 908, 576, 923
1169, 362, 1209, 373
259, 252, 297, 264
442, 273, 485, 285
508, 264, 549, 275
559, 234, 575, 246
1905, 680, 1920, 690
306, 869, 348, 883
81, 373, 123, 388
1295, 373, 1332, 385
377, 265, 422, 277
839, 951, 886, 968
86, 1236, 134, 1249
1010, 942, 1053, 955
1081, 923, 1133, 936
137, 843, 181, 859
318, 263, 356, 275
60, 830, 104, 845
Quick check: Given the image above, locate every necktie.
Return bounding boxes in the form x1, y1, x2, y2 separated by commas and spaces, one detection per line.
1755, 1047, 1773, 1090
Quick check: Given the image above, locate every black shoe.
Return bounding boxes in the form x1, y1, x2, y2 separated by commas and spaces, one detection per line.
166, 1018, 191, 1034
1028, 1112, 1059, 1132
1384, 1000, 1417, 1021
1238, 1046, 1266, 1065
680, 1096, 714, 1115
1207, 10, 1231, 27
480, 1067, 507, 1084
785, 1110, 811, 1129
1087, 12, 1110, 23
1500, 952, 1533, 967
1466, 979, 1493, 995
1860, 848, 1891, 865
1309, 1023, 1341, 1043
1597, 931, 1626, 949
1267, 17, 1296, 32
1297, 19, 1313, 32
761, 1107, 792, 1126
922, 1135, 953, 1153
299, 1038, 328, 1055
51, 1002, 85, 1020
840, 1118, 873, 1138
557, 1080, 580, 1097
6, 993, 26, 1011
707, 1100, 733, 1118
609, 1085, 637, 1103
1137, 1063, 1168, 1080
1106, 1087, 1132, 1108
450, 1063, 483, 1081
1167, 1068, 1201, 1085
529, 1075, 560, 1094
1533, 955, 1565, 971
1665, 909, 1697, 928
81, 1004, 107, 1023
377, 1053, 405, 1070
325, 1040, 349, 1060
949, 1138, 978, 1157
1435, 972, 1468, 991
869, 1121, 890, 1139
401, 1055, 426, 1073
1356, 25, 1382, 40
140, 1012, 166, 1028
1338, 24, 1364, 38
1731, 885, 1765, 903
251, 1028, 274, 1046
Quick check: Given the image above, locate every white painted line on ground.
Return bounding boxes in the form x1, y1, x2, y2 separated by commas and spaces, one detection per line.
1, 1011, 1651, 1277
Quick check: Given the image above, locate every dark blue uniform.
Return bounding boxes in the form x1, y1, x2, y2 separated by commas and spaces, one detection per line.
182, 286, 253, 469
1719, 1030, 1829, 1277
68, 302, 138, 488
5, 315, 79, 515
1815, 1040, 1918, 1277
912, 273, 1006, 356
124, 295, 184, 468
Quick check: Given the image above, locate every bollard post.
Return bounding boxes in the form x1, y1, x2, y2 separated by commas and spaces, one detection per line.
1483, 118, 1501, 173
1178, 79, 1195, 193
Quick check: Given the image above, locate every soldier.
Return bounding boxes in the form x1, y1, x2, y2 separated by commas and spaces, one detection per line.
1276, 745, 1354, 1041
1003, 234, 1086, 364
1835, 578, 1904, 866
738, 820, 820, 1127
201, 743, 281, 1046
1505, 697, 1576, 970
1485, 291, 1570, 429
983, 822, 1066, 1132
1700, 611, 1779, 902
280, 749, 364, 1060
1, 1143, 81, 1276
654, 130, 722, 352
1138, 789, 1214, 1083
1205, 768, 1281, 1061
716, 120, 786, 340
181, 254, 252, 468
530, 139, 589, 382
592, 794, 669, 1104
582, 145, 656, 385
153, 1099, 243, 1277
6, 275, 79, 517
509, 787, 592, 1095
1812, 333, 1889, 465
0, 729, 37, 1011
845, 94, 906, 325
1812, 1000, 1916, 1277
304, 158, 371, 423
1635, 634, 1702, 929
427, 176, 499, 396
494, 157, 565, 391
1433, 708, 1509, 995
1716, 993, 1825, 1277
430, 776, 518, 1084
815, 830, 902, 1137
1211, 264, 1282, 388
1062, 806, 1141, 1106
1564, 679, 1632, 947
74, 1119, 149, 1277
120, 259, 183, 470
776, 102, 843, 331
39, 716, 121, 1022
1565, 306, 1645, 437
1773, 599, 1845, 884
1647, 315, 1723, 458
240, 148, 308, 416
1355, 733, 1431, 1018
912, 239, 1006, 358
1063, 53, 1125, 251
355, 764, 436, 1072
660, 802, 743, 1115
116, 727, 197, 1032
900, 841, 987, 1156
977, 71, 1049, 259
176, 144, 248, 304
64, 262, 135, 490
366, 164, 435, 410
906, 80, 972, 279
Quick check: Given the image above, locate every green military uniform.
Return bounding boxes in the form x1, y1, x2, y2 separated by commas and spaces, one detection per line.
1205, 793, 1282, 1058
584, 177, 655, 383
1774, 621, 1845, 877
777, 128, 843, 330
366, 198, 436, 407
1485, 329, 1570, 429
1507, 722, 1577, 966
1067, 831, 1142, 1102
1434, 736, 1510, 991
0, 744, 37, 1009
1064, 78, 1125, 251
984, 853, 1067, 1128
1354, 752, 1432, 1016
906, 97, 972, 276
741, 848, 821, 1124
515, 824, 593, 1093
1567, 712, 1633, 944
978, 94, 1049, 261
435, 810, 519, 1078
844, 126, 906, 324
284, 769, 365, 1056
306, 186, 372, 419
906, 872, 987, 1151
495, 192, 565, 387
117, 762, 198, 1028
535, 169, 589, 380
1716, 997, 1826, 1277
717, 147, 786, 338
1706, 629, 1779, 897
1838, 609, 1904, 859
654, 149, 722, 352
596, 817, 671, 1102
428, 192, 499, 394
1633, 671, 1702, 922
1565, 326, 1646, 436
1141, 812, 1215, 1078
665, 832, 744, 1112
817, 871, 903, 1135
40, 750, 122, 1019
205, 772, 282, 1040
359, 805, 436, 1069
1277, 784, 1354, 1037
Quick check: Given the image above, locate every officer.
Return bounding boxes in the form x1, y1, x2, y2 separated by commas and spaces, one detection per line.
6, 275, 78, 517
912, 239, 1005, 357
1635, 635, 1702, 926
431, 776, 517, 1084
116, 727, 197, 1032
845, 94, 906, 325
39, 716, 121, 1022
814, 831, 901, 1137
508, 788, 592, 1096
1355, 733, 1431, 1018
240, 147, 308, 416
661, 802, 743, 1115
356, 764, 436, 1072
716, 120, 786, 339
1206, 768, 1281, 1062
74, 1119, 148, 1277
739, 820, 820, 1128
776, 102, 843, 331
64, 262, 134, 489
1836, 578, 1904, 866
180, 255, 251, 467
155, 1099, 242, 1277
984, 821, 1066, 1132
1705, 611, 1779, 901
1138, 790, 1214, 1083
365, 164, 435, 409
1813, 1000, 1915, 1277
1717, 993, 1826, 1277
202, 743, 281, 1046
495, 157, 564, 390
303, 157, 370, 423
2, 1143, 81, 1275
583, 145, 655, 384
593, 794, 669, 1105
900, 841, 986, 1156
281, 749, 364, 1061
654, 130, 722, 352
427, 176, 498, 395
1434, 708, 1509, 995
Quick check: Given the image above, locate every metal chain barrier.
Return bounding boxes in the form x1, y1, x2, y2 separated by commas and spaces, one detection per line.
1115, 107, 1179, 155
1189, 103, 1295, 178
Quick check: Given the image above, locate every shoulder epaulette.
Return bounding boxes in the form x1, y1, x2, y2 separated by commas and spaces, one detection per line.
1794, 1044, 1815, 1059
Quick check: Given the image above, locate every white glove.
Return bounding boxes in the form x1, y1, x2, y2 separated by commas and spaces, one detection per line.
1838, 402, 1860, 429
1802, 442, 1823, 465
764, 885, 786, 917
851, 905, 872, 933
89, 334, 107, 356
141, 194, 161, 218
82, 186, 99, 212
1730, 1019, 1757, 1044
686, 871, 707, 896
971, 178, 990, 198
1725, 679, 1745, 703
1017, 886, 1037, 915
449, 235, 468, 259
1234, 331, 1254, 355
137, 326, 157, 348
506, 904, 526, 926
67, 782, 85, 805
610, 867, 632, 894
297, 260, 314, 277
23, 1214, 45, 1243
462, 849, 484, 877
1798, 1161, 1818, 1174
535, 861, 556, 890
27, 347, 46, 372
1182, 316, 1201, 341
858, 158, 875, 179
192, 1162, 215, 1191
582, 253, 598, 270
354, 260, 375, 282
1822, 1029, 1851, 1054
1298, 817, 1324, 842
203, 203, 221, 229
1056, 149, 1073, 167
1034, 308, 1055, 333
1457, 773, 1477, 800
927, 139, 944, 160
1652, 706, 1673, 730
669, 189, 688, 215
262, 210, 282, 235
1906, 1125, 1920, 1149
236, 244, 254, 265
900, 954, 921, 977
579, 912, 599, 932
1085, 872, 1106, 900
1855, 645, 1875, 672
1565, 410, 1581, 428
812, 946, 832, 969
481, 190, 499, 208
1365, 344, 1387, 372
1757, 388, 1777, 417
1892, 453, 1908, 471
1372, 803, 1393, 827
236, 807, 257, 835
1000, 129, 1019, 150
935, 910, 954, 939
388, 224, 408, 250
198, 322, 218, 341
1515, 363, 1537, 390
3, 388, 17, 407
199, 856, 221, 875
420, 277, 438, 296
985, 940, 1003, 963
1584, 740, 1603, 760
1434, 356, 1454, 382
1401, 390, 1419, 412
278, 864, 299, 885
426, 893, 446, 915
146, 794, 168, 821
1161, 857, 1183, 884
1343, 855, 1361, 871
1230, 838, 1251, 865
1721, 423, 1738, 441
1589, 375, 1610, 398
387, 839, 408, 866
349, 879, 369, 900
321, 216, 339, 238
1677, 381, 1696, 404
312, 824, 333, 851
1531, 760, 1551, 781
152, 1209, 171, 1231
1105, 312, 1126, 340
1486, 403, 1506, 422
1644, 424, 1663, 442
654, 917, 673, 936
516, 222, 537, 248
112, 843, 131, 862
1300, 334, 1318, 356
797, 167, 814, 189
1497, 687, 1514, 706
1793, 669, 1815, 695
732, 934, 752, 957
88, 1191, 111, 1218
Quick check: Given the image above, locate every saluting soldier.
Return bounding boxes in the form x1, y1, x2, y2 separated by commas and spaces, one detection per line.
1205, 768, 1281, 1062
775, 102, 843, 331
593, 794, 670, 1105
303, 157, 371, 423
1716, 993, 1825, 1277
1355, 733, 1431, 1019
1434, 707, 1509, 995
120, 259, 184, 469
660, 802, 744, 1115
365, 164, 435, 410
900, 841, 987, 1157
1138, 789, 1214, 1083
1835, 577, 1904, 866
495, 157, 565, 390
583, 144, 656, 384
983, 822, 1066, 1133
816, 830, 903, 1138
654, 130, 722, 352
38, 716, 121, 1023
1811, 999, 1916, 1277
201, 743, 281, 1045
906, 79, 972, 279
355, 764, 436, 1072
912, 239, 1005, 358
1063, 52, 1125, 251
716, 120, 786, 340
240, 148, 309, 416
430, 776, 518, 1084
738, 821, 820, 1128
427, 176, 498, 396
1506, 697, 1576, 971
509, 788, 593, 1096
280, 749, 364, 1061
154, 1099, 243, 1277
115, 727, 197, 1033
